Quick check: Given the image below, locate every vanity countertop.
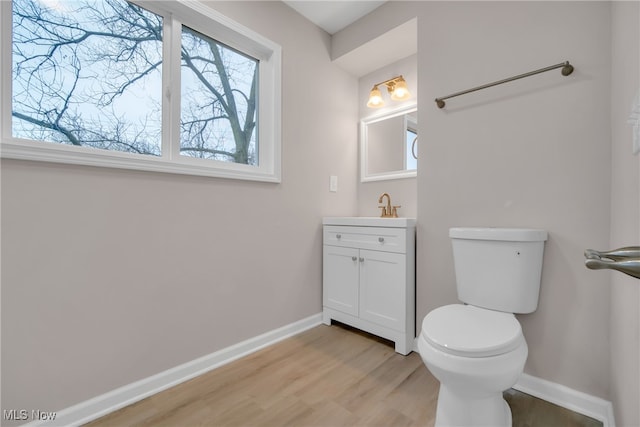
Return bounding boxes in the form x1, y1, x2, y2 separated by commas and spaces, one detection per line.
323, 217, 416, 228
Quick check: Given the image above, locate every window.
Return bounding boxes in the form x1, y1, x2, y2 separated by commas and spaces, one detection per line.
180, 26, 258, 165
0, 0, 281, 182
11, 0, 164, 156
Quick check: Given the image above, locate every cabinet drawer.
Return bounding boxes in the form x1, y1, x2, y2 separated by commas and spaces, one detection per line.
324, 225, 407, 254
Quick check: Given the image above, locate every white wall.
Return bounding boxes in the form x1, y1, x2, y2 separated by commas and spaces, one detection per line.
609, 2, 639, 425
0, 0, 359, 416
415, 1, 612, 399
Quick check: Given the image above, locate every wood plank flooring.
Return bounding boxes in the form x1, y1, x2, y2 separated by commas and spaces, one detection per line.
86, 323, 602, 427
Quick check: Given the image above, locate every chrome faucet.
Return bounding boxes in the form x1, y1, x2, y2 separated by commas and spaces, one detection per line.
378, 193, 401, 218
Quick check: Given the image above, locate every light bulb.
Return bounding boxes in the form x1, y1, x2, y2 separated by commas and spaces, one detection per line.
367, 86, 385, 108
390, 78, 411, 101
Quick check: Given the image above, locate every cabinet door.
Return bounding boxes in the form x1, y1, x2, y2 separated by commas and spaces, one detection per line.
359, 249, 406, 331
323, 245, 359, 316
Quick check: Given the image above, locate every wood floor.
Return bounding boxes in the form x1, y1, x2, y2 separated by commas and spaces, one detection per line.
86, 323, 602, 427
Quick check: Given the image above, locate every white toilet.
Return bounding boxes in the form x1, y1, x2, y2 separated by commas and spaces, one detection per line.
418, 227, 547, 427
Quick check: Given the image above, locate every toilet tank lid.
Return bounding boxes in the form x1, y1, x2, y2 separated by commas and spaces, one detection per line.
450, 227, 548, 242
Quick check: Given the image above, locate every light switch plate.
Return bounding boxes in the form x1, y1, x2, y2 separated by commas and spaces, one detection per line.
329, 175, 338, 192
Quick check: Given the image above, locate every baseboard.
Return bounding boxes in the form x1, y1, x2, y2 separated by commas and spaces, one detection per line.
26, 313, 323, 427
513, 373, 615, 427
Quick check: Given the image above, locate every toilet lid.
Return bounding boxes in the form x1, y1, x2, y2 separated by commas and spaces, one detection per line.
421, 304, 523, 357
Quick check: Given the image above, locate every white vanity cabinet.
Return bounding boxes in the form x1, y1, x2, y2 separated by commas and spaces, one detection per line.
322, 217, 416, 355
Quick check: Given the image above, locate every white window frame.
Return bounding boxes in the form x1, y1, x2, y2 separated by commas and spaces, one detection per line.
0, 0, 282, 182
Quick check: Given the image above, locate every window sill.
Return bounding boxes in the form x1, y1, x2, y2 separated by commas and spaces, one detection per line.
0, 139, 281, 183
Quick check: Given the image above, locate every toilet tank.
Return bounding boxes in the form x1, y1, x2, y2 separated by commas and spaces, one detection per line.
450, 227, 548, 314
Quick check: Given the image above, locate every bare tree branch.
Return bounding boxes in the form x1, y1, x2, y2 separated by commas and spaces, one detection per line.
11, 0, 257, 164
12, 111, 81, 146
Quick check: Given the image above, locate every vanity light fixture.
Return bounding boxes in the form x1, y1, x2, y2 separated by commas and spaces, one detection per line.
367, 75, 411, 108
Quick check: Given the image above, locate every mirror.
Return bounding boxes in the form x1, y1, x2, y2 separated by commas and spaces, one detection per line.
360, 104, 417, 182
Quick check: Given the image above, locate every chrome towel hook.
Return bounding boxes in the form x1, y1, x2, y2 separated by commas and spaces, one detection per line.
584, 246, 640, 279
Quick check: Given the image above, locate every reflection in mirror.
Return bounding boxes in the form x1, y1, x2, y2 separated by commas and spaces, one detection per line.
406, 112, 418, 170
361, 104, 417, 182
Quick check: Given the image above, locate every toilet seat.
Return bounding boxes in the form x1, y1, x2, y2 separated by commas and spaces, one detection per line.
421, 304, 523, 358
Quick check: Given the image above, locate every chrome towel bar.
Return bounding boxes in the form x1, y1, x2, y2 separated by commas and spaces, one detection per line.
584, 246, 640, 279
435, 61, 574, 109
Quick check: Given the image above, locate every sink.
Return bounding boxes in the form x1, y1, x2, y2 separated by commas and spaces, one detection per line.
322, 216, 416, 228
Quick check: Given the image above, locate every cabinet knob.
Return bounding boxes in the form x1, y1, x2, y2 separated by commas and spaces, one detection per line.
336, 234, 342, 239
352, 256, 357, 261
378, 237, 385, 243
359, 257, 364, 262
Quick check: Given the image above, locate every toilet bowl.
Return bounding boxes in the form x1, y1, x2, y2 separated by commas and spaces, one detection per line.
418, 304, 528, 426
